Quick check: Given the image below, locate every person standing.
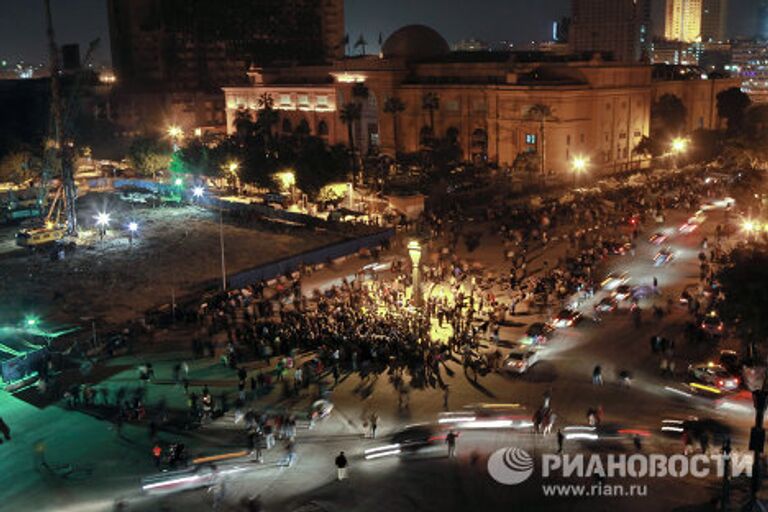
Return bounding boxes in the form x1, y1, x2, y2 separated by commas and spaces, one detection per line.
335, 451, 348, 480
592, 365, 603, 385
557, 428, 564, 454
370, 412, 379, 439
152, 443, 163, 468
446, 430, 457, 458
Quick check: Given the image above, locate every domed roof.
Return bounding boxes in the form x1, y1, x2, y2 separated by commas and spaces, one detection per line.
382, 25, 450, 62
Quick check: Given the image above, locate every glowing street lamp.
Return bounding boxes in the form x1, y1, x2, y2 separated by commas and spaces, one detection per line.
192, 186, 205, 199
94, 211, 111, 240
174, 177, 183, 186
671, 137, 688, 154
571, 155, 589, 187
226, 161, 241, 193
127, 221, 138, 246
167, 125, 183, 140
408, 240, 423, 308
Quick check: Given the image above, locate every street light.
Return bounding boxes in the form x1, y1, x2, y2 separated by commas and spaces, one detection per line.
671, 137, 688, 154
174, 177, 183, 186
167, 125, 183, 140
94, 211, 111, 241
226, 161, 241, 194
192, 186, 205, 199
572, 155, 589, 187
408, 240, 423, 308
127, 221, 138, 246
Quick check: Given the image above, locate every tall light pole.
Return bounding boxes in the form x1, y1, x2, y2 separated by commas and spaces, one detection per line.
408, 240, 423, 308
572, 155, 589, 188
219, 207, 227, 291
168, 125, 183, 152
744, 366, 768, 512
671, 137, 688, 169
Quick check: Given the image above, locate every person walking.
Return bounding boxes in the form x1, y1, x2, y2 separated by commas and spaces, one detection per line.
369, 412, 379, 439
0, 416, 11, 443
446, 430, 457, 458
557, 428, 564, 454
592, 365, 603, 385
152, 443, 163, 468
335, 451, 348, 480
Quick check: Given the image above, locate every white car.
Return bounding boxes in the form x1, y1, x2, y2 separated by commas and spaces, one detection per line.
601, 272, 630, 291
700, 197, 735, 211
504, 348, 541, 374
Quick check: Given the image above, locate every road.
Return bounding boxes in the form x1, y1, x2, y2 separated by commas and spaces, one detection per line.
0, 190, 759, 512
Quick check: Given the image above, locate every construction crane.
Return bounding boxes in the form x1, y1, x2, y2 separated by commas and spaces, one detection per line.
37, 0, 99, 238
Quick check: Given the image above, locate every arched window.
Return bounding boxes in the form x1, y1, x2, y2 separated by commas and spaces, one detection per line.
471, 128, 488, 157
282, 118, 293, 133
296, 118, 310, 136
317, 120, 329, 136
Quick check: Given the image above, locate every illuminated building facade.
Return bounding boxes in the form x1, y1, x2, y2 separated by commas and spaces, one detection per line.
224, 25, 737, 177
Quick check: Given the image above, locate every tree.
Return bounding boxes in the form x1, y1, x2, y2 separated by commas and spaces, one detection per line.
0, 150, 40, 184
717, 87, 752, 135
170, 139, 212, 177
745, 104, 768, 141
127, 137, 172, 178
256, 93, 279, 152
421, 92, 440, 140
383, 96, 406, 154
717, 244, 768, 355
340, 102, 362, 180
652, 94, 687, 137
525, 104, 556, 174
293, 138, 349, 195
233, 109, 255, 142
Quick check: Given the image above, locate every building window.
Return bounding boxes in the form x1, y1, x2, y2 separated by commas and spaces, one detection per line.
316, 95, 329, 109
525, 133, 537, 145
606, 103, 611, 110
297, 94, 310, 107
619, 133, 627, 139
566, 148, 570, 160
317, 120, 329, 136
472, 100, 487, 112
282, 118, 293, 133
566, 135, 571, 145
445, 100, 459, 112
634, 130, 641, 138
699, 117, 704, 128
279, 94, 292, 107
580, 133, 585, 144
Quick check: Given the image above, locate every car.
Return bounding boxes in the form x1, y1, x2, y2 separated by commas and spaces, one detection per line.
142, 464, 218, 494
390, 424, 444, 453
653, 248, 675, 267
700, 197, 735, 211
649, 232, 669, 245
700, 311, 725, 336
660, 417, 732, 445
604, 241, 632, 255
688, 362, 741, 392
552, 309, 582, 328
521, 322, 555, 346
613, 284, 633, 301
503, 349, 541, 374
718, 350, 741, 376
438, 403, 533, 430
594, 297, 618, 313
600, 272, 630, 291
679, 212, 707, 234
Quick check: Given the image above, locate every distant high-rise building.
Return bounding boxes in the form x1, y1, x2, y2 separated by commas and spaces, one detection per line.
700, 0, 727, 42
665, 0, 703, 42
106, 0, 344, 133
107, 0, 345, 92
569, 0, 650, 63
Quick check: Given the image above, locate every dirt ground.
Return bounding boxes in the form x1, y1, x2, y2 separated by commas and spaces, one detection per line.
0, 194, 341, 326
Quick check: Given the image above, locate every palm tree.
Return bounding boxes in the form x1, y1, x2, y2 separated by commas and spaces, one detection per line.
383, 96, 406, 155
256, 93, 278, 136
421, 92, 440, 137
525, 104, 557, 176
233, 109, 254, 143
340, 102, 362, 182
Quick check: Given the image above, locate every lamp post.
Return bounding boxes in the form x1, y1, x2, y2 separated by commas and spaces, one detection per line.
167, 125, 183, 151
408, 240, 423, 308
94, 211, 111, 241
744, 365, 768, 511
571, 156, 589, 188
671, 137, 688, 169
127, 221, 138, 246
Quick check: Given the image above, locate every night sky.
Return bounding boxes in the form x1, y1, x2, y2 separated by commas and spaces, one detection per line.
0, 0, 763, 66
